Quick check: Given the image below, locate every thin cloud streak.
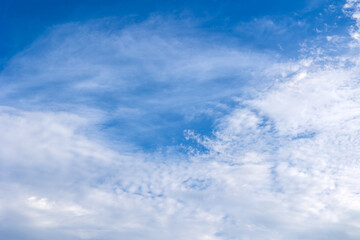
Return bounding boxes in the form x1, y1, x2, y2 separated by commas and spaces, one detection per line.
0, 17, 296, 148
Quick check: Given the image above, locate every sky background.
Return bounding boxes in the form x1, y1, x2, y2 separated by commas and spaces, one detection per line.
2, 0, 360, 239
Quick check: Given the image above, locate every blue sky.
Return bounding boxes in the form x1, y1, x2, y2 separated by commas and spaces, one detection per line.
0, 0, 348, 150
0, 0, 340, 66
3, 0, 360, 239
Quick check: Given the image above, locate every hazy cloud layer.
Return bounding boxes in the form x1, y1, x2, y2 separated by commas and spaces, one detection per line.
2, 1, 360, 239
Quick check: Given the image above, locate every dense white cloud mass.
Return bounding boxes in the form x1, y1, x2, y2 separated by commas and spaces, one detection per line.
2, 1, 360, 239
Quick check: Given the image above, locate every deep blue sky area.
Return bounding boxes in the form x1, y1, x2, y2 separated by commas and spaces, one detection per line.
0, 0, 334, 68
0, 0, 349, 151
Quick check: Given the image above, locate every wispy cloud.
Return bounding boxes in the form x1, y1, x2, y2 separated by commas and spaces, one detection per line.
0, 17, 296, 148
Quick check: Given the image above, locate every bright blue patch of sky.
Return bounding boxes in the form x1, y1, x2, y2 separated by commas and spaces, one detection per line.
0, 0, 340, 67
0, 0, 349, 152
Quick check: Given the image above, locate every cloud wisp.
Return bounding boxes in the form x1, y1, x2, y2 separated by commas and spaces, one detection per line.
0, 17, 298, 149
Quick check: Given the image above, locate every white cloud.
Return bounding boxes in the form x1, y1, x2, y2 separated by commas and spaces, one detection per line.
2, 3, 360, 239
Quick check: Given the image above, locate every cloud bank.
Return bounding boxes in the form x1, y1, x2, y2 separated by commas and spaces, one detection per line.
2, 1, 360, 239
